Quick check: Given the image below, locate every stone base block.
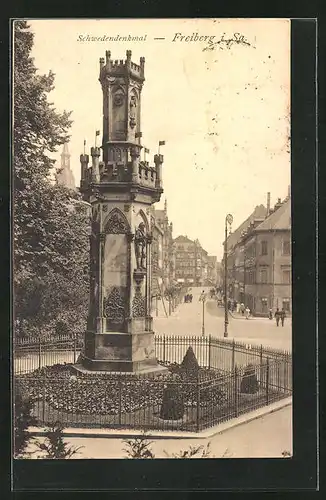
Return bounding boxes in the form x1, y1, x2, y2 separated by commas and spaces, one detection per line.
74, 359, 168, 375
82, 330, 164, 373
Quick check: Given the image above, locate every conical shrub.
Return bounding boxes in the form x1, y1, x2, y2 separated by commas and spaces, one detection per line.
180, 346, 200, 376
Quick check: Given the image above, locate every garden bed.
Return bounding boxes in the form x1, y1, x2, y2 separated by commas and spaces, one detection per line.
15, 358, 290, 432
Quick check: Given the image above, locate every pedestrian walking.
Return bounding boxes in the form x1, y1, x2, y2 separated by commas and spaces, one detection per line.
268, 308, 273, 320
240, 303, 245, 316
245, 306, 250, 319
280, 308, 286, 327
275, 308, 280, 327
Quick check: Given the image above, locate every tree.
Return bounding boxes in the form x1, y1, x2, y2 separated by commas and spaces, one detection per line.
13, 21, 89, 338
14, 386, 37, 458
34, 423, 83, 459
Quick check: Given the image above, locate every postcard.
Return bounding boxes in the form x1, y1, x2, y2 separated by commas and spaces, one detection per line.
13, 18, 292, 464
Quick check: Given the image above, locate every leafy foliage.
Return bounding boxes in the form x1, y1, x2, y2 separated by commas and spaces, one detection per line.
160, 375, 185, 420
165, 442, 212, 458
123, 434, 215, 459
34, 422, 83, 459
13, 21, 89, 339
123, 431, 155, 459
14, 386, 37, 458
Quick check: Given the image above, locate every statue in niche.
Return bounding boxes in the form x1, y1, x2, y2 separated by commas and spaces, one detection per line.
129, 95, 137, 129
134, 222, 146, 270
113, 92, 124, 107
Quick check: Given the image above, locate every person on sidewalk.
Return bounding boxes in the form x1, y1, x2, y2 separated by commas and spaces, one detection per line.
280, 308, 286, 327
268, 308, 273, 320
275, 308, 281, 327
240, 303, 245, 316
245, 306, 250, 319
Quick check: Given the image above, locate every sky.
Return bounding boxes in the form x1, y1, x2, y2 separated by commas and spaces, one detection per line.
27, 18, 290, 260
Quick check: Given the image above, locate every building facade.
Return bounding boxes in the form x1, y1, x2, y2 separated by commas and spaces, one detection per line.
173, 235, 213, 286
150, 199, 175, 296
224, 193, 291, 316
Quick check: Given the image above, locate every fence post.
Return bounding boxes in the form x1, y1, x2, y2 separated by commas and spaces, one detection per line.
42, 375, 46, 424
266, 357, 270, 405
163, 336, 166, 364
260, 344, 263, 365
73, 334, 77, 364
232, 339, 235, 372
38, 338, 42, 371
196, 375, 201, 432
208, 334, 211, 370
234, 365, 238, 417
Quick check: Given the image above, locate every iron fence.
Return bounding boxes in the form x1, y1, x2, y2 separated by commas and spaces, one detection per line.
14, 333, 291, 380
15, 356, 291, 433
14, 335, 83, 375
155, 334, 291, 373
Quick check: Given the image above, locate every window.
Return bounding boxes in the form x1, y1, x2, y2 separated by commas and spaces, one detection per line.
261, 241, 268, 256
282, 270, 291, 284
282, 240, 291, 256
282, 298, 291, 312
260, 269, 267, 284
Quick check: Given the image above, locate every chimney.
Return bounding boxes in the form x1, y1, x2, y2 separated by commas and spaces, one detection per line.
266, 192, 271, 217
274, 198, 282, 211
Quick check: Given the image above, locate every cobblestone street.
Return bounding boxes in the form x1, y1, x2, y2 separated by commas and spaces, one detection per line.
153, 287, 292, 351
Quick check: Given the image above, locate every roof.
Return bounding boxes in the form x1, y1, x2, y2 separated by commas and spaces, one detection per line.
226, 204, 267, 249
174, 235, 194, 244
255, 197, 291, 231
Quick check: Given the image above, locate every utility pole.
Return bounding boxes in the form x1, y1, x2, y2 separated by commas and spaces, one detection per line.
224, 214, 233, 338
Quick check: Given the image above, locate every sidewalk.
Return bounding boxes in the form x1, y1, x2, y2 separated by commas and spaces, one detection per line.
26, 403, 292, 459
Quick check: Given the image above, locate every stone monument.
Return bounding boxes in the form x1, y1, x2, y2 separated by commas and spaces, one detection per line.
79, 50, 165, 373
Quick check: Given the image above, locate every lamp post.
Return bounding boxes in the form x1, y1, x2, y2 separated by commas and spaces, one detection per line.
199, 290, 206, 336
224, 214, 233, 337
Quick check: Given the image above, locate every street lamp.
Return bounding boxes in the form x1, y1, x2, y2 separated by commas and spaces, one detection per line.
199, 290, 206, 336
224, 214, 233, 338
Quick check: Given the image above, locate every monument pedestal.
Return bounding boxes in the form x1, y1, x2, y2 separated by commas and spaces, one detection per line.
82, 323, 165, 373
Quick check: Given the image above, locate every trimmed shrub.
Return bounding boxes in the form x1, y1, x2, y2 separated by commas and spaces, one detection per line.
160, 375, 184, 420
180, 346, 200, 376
240, 364, 259, 394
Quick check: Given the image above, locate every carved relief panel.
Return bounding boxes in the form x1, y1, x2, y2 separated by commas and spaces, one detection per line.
103, 208, 131, 331
111, 85, 127, 141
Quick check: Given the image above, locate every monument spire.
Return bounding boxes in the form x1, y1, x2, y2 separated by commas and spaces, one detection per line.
56, 141, 75, 190
78, 50, 165, 374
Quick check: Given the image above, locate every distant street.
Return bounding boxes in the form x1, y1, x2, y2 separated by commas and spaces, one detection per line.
153, 287, 292, 352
